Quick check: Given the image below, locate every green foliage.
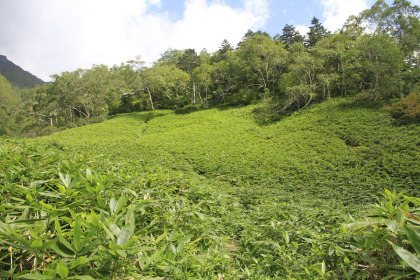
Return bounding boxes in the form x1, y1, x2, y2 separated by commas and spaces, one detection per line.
2, 98, 417, 278
384, 92, 420, 124
0, 55, 44, 89
0, 73, 21, 136
346, 189, 420, 278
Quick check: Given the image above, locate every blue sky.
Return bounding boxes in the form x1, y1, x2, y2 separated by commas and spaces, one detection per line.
0, 0, 416, 81
156, 0, 324, 35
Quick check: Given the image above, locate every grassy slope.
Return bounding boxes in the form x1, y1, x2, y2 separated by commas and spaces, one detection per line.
5, 97, 418, 278
45, 98, 419, 202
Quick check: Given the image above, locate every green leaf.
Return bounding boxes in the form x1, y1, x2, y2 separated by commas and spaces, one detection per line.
102, 224, 115, 241
86, 185, 95, 194
90, 210, 100, 227
155, 230, 167, 244
114, 195, 126, 215
145, 245, 166, 268
39, 201, 53, 210
67, 276, 95, 280
403, 224, 420, 255
390, 242, 420, 273
55, 219, 62, 235
57, 184, 66, 194
58, 173, 67, 187
321, 261, 326, 275
79, 240, 100, 256
117, 224, 134, 247
73, 216, 81, 252
70, 256, 87, 269
125, 204, 135, 225
50, 241, 75, 257
346, 221, 381, 228
116, 249, 127, 258
30, 239, 43, 249
107, 222, 121, 236
403, 196, 420, 206
97, 195, 105, 208
18, 274, 55, 279
109, 241, 120, 250
109, 197, 116, 214
384, 218, 400, 233
283, 231, 290, 244
56, 261, 69, 279
95, 183, 103, 194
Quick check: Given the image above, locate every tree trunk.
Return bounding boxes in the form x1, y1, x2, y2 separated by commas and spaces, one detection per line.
192, 81, 196, 104
147, 87, 155, 110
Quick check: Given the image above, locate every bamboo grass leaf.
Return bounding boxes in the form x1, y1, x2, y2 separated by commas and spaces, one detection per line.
389, 242, 420, 273
403, 224, 420, 255
73, 216, 81, 252
56, 261, 69, 278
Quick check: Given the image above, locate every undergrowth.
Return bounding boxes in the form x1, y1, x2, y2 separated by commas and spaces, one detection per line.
1, 98, 419, 279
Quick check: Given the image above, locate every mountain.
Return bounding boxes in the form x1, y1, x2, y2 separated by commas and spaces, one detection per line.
0, 55, 44, 89
0, 73, 20, 135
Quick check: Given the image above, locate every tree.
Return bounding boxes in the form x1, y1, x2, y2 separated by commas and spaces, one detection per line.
277, 24, 305, 49
109, 63, 144, 114
283, 43, 322, 110
140, 65, 190, 109
237, 34, 288, 93
358, 0, 420, 60
177, 49, 201, 103
313, 34, 354, 97
307, 17, 330, 48
356, 34, 405, 100
156, 49, 183, 67
219, 39, 233, 55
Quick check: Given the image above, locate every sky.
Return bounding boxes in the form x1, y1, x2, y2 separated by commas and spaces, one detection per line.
0, 0, 416, 81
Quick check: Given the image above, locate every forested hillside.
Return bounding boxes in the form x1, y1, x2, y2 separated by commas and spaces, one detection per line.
0, 55, 44, 89
3, 0, 418, 137
0, 73, 21, 135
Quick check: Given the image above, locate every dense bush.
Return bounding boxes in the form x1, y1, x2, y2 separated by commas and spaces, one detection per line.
384, 93, 420, 124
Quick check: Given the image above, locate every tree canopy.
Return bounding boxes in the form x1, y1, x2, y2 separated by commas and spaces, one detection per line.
3, 0, 418, 136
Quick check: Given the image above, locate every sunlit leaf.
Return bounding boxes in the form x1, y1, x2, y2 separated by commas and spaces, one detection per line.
390, 242, 420, 273
56, 261, 69, 279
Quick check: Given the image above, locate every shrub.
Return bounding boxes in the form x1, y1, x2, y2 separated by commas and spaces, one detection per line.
345, 189, 420, 279
383, 93, 420, 124
174, 104, 200, 114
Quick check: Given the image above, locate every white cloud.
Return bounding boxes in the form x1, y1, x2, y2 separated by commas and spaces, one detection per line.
296, 25, 309, 36
169, 0, 269, 53
320, 0, 368, 32
0, 0, 269, 81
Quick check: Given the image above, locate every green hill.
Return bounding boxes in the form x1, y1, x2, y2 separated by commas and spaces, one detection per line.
0, 55, 44, 89
1, 98, 419, 279
0, 73, 21, 135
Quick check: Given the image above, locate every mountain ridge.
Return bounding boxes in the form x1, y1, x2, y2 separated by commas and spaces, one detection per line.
0, 55, 44, 89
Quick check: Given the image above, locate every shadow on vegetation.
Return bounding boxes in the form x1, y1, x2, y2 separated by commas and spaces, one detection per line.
336, 99, 384, 110
112, 111, 168, 123
251, 107, 293, 127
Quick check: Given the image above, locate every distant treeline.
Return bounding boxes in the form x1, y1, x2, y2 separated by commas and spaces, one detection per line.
3, 0, 419, 136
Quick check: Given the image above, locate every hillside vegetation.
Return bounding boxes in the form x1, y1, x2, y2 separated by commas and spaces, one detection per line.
0, 55, 44, 89
8, 0, 419, 137
0, 73, 21, 136
1, 98, 419, 279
